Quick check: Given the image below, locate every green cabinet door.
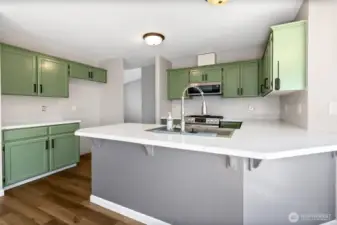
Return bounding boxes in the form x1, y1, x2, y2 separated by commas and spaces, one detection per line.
1, 45, 38, 96
38, 56, 69, 98
92, 68, 107, 83
189, 69, 203, 83
167, 69, 189, 100
4, 137, 49, 186
222, 64, 240, 98
240, 61, 259, 97
70, 63, 90, 80
50, 134, 79, 171
202, 67, 222, 82
271, 21, 306, 91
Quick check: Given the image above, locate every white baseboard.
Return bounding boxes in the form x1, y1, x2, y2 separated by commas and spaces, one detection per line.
90, 195, 171, 225
4, 164, 76, 191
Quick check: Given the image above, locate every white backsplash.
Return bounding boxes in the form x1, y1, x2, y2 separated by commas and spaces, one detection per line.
171, 96, 280, 120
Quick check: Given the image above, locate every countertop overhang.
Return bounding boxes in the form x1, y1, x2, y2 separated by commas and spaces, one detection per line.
75, 121, 337, 160
2, 120, 81, 130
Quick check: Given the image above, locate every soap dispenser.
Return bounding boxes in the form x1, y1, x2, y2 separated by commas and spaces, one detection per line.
167, 112, 173, 131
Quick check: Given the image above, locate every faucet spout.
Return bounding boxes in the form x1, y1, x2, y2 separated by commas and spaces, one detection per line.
180, 84, 207, 133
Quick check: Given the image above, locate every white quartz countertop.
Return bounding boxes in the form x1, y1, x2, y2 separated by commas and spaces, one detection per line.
75, 121, 337, 160
2, 120, 81, 130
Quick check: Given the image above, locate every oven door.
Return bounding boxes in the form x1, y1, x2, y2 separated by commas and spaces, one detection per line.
187, 83, 222, 96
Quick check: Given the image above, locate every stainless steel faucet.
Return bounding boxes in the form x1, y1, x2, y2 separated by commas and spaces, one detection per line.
180, 84, 207, 133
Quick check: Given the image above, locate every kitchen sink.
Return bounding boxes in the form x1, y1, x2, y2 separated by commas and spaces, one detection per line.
146, 126, 234, 138
219, 121, 242, 129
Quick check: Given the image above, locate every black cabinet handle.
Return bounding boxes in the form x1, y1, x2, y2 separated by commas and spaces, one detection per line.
260, 84, 264, 94
205, 74, 208, 81
275, 61, 281, 90
88, 72, 91, 78
264, 78, 269, 89
40, 84, 43, 93
45, 140, 49, 150
241, 88, 244, 95
33, 84, 37, 93
237, 88, 240, 95
51, 139, 55, 148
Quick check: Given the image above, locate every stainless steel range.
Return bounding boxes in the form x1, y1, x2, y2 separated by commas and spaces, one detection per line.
185, 115, 224, 126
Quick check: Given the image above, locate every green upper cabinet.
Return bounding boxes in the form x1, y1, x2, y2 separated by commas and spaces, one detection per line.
91, 67, 107, 83
4, 137, 49, 186
189, 67, 222, 83
38, 56, 69, 98
50, 133, 79, 171
70, 63, 90, 80
222, 61, 259, 98
201, 67, 222, 82
1, 45, 38, 96
1, 43, 108, 98
240, 61, 259, 97
270, 20, 307, 92
189, 69, 203, 83
222, 64, 240, 98
167, 69, 190, 100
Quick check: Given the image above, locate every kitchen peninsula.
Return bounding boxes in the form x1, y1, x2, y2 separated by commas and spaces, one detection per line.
76, 121, 337, 225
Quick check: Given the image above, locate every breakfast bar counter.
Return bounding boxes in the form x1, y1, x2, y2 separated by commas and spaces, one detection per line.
75, 121, 337, 225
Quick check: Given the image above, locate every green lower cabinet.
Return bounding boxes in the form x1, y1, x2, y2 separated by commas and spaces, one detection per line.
4, 137, 49, 186
167, 69, 190, 100
38, 56, 69, 98
240, 61, 259, 97
222, 64, 240, 98
50, 134, 79, 171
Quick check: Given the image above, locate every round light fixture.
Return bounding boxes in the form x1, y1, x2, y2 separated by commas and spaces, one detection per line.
206, 0, 228, 5
143, 32, 165, 46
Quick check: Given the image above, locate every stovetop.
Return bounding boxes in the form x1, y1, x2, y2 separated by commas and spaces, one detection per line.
186, 115, 224, 119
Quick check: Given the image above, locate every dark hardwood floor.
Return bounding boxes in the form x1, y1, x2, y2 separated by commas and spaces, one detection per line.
0, 154, 143, 225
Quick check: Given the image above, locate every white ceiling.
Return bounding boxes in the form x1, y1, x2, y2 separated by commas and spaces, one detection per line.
0, 0, 303, 68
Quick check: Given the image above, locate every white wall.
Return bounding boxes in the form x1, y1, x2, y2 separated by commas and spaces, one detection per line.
171, 46, 264, 69
279, 0, 309, 128
307, 0, 337, 133
169, 47, 280, 120
2, 79, 102, 154
155, 56, 172, 123
99, 58, 124, 125
124, 68, 141, 84
141, 64, 156, 124
172, 96, 280, 120
124, 79, 142, 123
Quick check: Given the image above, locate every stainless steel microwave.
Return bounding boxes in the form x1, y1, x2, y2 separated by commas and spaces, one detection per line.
187, 82, 222, 96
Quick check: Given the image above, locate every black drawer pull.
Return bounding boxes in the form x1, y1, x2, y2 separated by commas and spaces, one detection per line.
51, 139, 55, 148
40, 84, 43, 93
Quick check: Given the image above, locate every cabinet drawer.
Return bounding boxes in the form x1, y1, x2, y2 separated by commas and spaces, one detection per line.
49, 123, 79, 135
3, 127, 48, 142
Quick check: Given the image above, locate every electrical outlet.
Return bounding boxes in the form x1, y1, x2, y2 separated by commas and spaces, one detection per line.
72, 106, 77, 111
41, 106, 47, 112
248, 105, 255, 111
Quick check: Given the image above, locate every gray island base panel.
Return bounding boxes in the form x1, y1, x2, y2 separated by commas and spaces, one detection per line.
91, 139, 335, 225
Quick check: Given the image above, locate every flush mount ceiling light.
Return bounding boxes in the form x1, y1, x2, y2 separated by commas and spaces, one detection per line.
206, 0, 228, 5
143, 33, 165, 46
